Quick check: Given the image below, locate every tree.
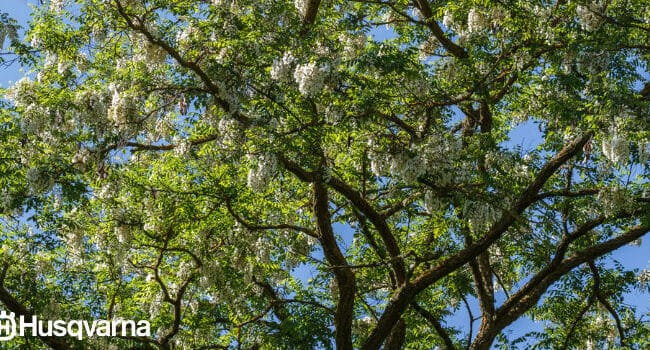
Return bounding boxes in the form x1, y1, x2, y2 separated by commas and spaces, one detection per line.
0, 0, 649, 348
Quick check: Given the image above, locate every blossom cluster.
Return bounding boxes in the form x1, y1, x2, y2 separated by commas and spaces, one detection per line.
247, 154, 278, 192
270, 52, 295, 82
577, 2, 605, 31
601, 135, 629, 164
367, 133, 461, 186
340, 32, 366, 60
293, 62, 328, 96
467, 9, 488, 34
107, 84, 136, 130
294, 0, 308, 19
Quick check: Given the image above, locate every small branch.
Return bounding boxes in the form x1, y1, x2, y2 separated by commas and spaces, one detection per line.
411, 302, 455, 349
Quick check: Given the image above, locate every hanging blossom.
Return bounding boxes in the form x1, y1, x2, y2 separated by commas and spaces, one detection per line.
50, 0, 65, 13
577, 2, 605, 31
294, 0, 309, 19
107, 84, 136, 129
418, 37, 439, 61
247, 154, 278, 192
340, 32, 366, 60
423, 192, 447, 214
601, 134, 629, 164
597, 186, 630, 215
638, 141, 649, 165
71, 148, 91, 169
26, 167, 54, 194
6, 77, 36, 108
174, 137, 192, 156
270, 51, 295, 82
442, 9, 455, 30
467, 8, 488, 33
463, 200, 500, 233
293, 62, 328, 96
638, 270, 650, 287
176, 24, 198, 50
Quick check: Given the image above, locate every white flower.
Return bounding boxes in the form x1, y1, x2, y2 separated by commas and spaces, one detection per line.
26, 167, 53, 194
293, 62, 328, 96
638, 141, 649, 165
107, 85, 133, 128
270, 52, 295, 82
467, 8, 487, 33
176, 24, 197, 49
50, 0, 64, 13
419, 37, 439, 60
638, 270, 650, 286
115, 226, 132, 244
597, 187, 629, 215
577, 3, 604, 31
341, 33, 366, 59
602, 135, 629, 164
442, 10, 454, 29
247, 154, 278, 192
295, 0, 309, 18
71, 148, 91, 166
175, 138, 192, 156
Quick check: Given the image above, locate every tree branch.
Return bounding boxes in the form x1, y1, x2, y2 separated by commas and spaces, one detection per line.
361, 132, 593, 350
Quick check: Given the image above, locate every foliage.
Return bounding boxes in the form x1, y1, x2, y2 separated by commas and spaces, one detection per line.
0, 0, 650, 349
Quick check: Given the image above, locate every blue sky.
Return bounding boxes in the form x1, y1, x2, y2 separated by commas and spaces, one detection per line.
1, 0, 648, 346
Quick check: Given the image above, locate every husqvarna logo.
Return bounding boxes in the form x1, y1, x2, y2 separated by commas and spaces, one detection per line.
0, 311, 17, 341
0, 310, 150, 341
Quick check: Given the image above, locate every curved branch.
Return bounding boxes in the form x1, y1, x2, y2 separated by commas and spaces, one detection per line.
0, 264, 73, 350
470, 223, 650, 350
588, 262, 626, 347
361, 132, 593, 350
411, 302, 455, 349
412, 0, 468, 58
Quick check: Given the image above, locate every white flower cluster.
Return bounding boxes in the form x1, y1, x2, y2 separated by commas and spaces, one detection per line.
270, 52, 295, 82
115, 225, 132, 244
638, 141, 649, 165
463, 200, 500, 233
71, 148, 91, 169
418, 37, 439, 61
50, 0, 64, 13
467, 8, 488, 33
26, 167, 54, 194
174, 137, 192, 156
597, 187, 629, 215
293, 62, 328, 96
64, 228, 85, 257
638, 270, 650, 286
368, 133, 461, 185
176, 24, 198, 50
442, 10, 455, 30
340, 32, 366, 60
6, 77, 36, 108
218, 117, 242, 146
134, 35, 166, 65
423, 191, 447, 214
577, 2, 604, 31
294, 0, 308, 18
601, 135, 629, 164
247, 154, 278, 192
107, 84, 135, 129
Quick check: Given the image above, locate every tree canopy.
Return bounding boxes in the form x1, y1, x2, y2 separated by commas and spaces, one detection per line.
0, 0, 650, 349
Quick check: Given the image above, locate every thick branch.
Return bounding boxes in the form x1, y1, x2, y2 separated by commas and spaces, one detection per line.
329, 177, 407, 285
0, 264, 73, 350
412, 0, 468, 58
313, 180, 356, 349
470, 223, 650, 349
361, 132, 593, 350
